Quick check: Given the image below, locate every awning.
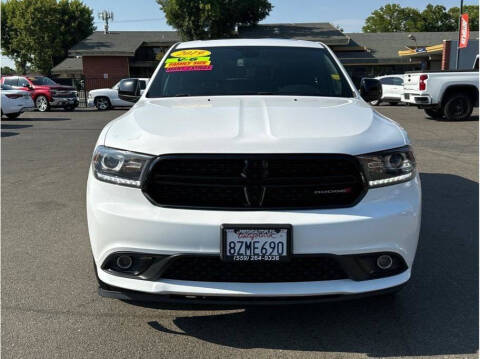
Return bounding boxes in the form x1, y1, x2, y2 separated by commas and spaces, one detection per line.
398, 44, 443, 57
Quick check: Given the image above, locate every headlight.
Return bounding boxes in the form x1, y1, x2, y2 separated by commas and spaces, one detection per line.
358, 146, 416, 188
92, 146, 153, 187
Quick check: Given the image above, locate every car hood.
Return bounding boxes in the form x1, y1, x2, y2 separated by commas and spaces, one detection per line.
34, 85, 75, 91
104, 96, 408, 156
89, 88, 115, 95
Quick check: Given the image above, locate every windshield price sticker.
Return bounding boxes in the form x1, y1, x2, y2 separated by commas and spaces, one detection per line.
165, 49, 213, 72
222, 227, 290, 262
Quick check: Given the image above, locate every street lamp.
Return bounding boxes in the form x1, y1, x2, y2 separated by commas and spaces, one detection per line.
408, 34, 417, 47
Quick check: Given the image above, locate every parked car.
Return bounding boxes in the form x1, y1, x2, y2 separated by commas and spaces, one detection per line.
1, 83, 35, 119
87, 78, 149, 110
402, 68, 479, 120
87, 39, 421, 304
370, 75, 404, 106
1, 76, 79, 112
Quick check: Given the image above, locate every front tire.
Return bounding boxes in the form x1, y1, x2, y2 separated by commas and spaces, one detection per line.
6, 112, 21, 119
424, 108, 443, 119
35, 95, 49, 112
443, 93, 473, 121
95, 97, 111, 111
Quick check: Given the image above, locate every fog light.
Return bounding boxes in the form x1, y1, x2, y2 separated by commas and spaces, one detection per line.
376, 255, 393, 270
116, 255, 133, 270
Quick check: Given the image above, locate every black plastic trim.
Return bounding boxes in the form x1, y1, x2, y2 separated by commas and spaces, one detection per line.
97, 283, 408, 305
140, 153, 368, 211
101, 251, 408, 282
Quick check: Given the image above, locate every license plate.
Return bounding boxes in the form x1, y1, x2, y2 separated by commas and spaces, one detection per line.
221, 224, 292, 262
404, 94, 410, 100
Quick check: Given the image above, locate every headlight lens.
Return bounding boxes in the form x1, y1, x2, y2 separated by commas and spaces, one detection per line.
92, 146, 153, 187
358, 146, 416, 188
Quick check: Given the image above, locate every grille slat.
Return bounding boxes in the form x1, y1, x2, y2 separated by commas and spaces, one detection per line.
161, 256, 348, 283
143, 155, 366, 209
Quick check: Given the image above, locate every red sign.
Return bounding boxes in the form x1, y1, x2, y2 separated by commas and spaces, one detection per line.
459, 13, 470, 49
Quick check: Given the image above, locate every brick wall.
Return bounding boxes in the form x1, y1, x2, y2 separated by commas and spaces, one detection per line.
82, 56, 130, 91
441, 40, 451, 70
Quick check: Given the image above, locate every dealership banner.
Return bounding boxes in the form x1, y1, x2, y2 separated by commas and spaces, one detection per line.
459, 13, 470, 49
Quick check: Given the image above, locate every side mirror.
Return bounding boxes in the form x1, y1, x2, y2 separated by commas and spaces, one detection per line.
118, 79, 141, 103
360, 78, 382, 103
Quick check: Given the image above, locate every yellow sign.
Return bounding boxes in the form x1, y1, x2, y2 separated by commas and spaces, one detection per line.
165, 49, 213, 72
170, 49, 211, 58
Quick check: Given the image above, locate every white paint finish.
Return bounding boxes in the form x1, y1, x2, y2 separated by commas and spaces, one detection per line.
105, 96, 407, 155
403, 71, 479, 105
87, 172, 421, 269
0, 88, 34, 114
97, 267, 411, 297
87, 39, 421, 298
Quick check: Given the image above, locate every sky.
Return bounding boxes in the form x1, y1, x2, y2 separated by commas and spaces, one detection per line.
1, 0, 477, 68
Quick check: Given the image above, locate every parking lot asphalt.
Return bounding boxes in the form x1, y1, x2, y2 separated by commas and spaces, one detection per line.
2, 105, 478, 359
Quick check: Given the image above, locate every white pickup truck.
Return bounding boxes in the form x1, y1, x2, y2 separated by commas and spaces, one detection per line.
402, 65, 479, 120
87, 78, 149, 110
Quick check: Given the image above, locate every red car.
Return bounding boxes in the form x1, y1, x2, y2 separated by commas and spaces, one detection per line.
1, 76, 79, 112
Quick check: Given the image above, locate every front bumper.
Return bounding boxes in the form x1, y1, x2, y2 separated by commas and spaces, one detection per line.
50, 97, 79, 107
87, 98, 95, 108
87, 171, 421, 298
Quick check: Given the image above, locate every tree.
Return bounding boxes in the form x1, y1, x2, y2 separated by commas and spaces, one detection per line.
362, 4, 423, 32
1, 66, 16, 75
363, 3, 479, 33
449, 5, 479, 33
1, 0, 94, 75
157, 0, 273, 40
421, 4, 456, 32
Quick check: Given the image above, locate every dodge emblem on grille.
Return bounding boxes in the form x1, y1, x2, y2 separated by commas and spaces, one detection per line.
241, 160, 268, 206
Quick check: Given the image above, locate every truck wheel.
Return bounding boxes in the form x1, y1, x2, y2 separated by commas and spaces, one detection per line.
35, 95, 49, 112
95, 97, 111, 111
443, 93, 473, 121
424, 108, 443, 119
6, 112, 21, 119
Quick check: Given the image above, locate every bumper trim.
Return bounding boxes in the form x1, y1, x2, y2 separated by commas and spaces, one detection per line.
98, 283, 407, 305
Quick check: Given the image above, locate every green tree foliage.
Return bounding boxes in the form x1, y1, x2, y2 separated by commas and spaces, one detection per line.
1, 0, 94, 75
157, 0, 273, 40
1, 66, 16, 75
362, 4, 423, 32
363, 3, 479, 33
448, 5, 479, 32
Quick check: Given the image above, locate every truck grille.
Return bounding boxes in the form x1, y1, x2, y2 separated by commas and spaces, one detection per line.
143, 154, 366, 210
161, 256, 348, 283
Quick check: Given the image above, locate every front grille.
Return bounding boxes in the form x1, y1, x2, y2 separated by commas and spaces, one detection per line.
54, 91, 75, 97
143, 155, 366, 209
161, 256, 348, 282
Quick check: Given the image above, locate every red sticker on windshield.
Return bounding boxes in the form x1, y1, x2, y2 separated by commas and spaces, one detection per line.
165, 49, 213, 72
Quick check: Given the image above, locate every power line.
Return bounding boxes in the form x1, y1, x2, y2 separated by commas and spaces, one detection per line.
94, 17, 164, 23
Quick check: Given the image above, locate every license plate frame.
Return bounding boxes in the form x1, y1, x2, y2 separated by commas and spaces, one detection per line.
220, 224, 292, 262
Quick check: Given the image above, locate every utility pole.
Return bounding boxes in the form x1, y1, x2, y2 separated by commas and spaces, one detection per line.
98, 10, 114, 34
455, 0, 464, 69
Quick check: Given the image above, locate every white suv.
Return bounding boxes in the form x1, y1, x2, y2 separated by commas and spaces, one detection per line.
370, 75, 404, 106
87, 39, 421, 304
